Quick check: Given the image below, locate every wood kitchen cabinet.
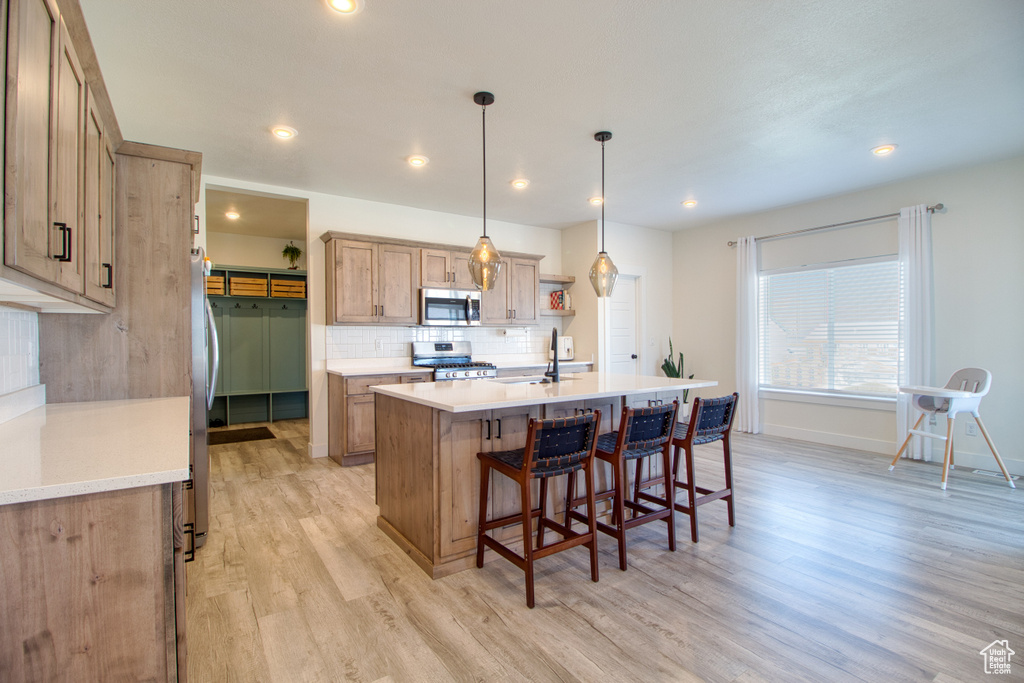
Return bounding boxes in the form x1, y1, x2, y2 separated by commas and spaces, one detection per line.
436, 405, 538, 560
328, 372, 430, 466
481, 257, 540, 325
325, 239, 419, 324
420, 248, 474, 288
0, 483, 186, 682
82, 87, 116, 306
4, 0, 85, 294
2, 0, 120, 313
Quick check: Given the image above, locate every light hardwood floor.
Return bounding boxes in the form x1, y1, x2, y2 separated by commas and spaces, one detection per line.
189, 420, 1023, 682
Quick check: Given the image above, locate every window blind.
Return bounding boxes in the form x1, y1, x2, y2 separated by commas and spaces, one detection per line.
758, 258, 901, 396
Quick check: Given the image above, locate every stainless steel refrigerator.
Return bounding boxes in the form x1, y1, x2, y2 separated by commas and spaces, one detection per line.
189, 248, 219, 548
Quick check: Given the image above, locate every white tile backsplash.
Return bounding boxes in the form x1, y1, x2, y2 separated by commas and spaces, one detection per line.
0, 307, 40, 396
325, 321, 562, 360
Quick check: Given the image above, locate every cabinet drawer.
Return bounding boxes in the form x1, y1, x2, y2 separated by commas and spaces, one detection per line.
401, 373, 431, 383
345, 374, 400, 395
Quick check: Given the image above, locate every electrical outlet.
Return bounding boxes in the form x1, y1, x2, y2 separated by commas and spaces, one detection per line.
966, 423, 978, 437
929, 415, 937, 426
375, 338, 384, 352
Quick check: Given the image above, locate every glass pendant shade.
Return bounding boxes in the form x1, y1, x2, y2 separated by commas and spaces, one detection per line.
589, 251, 618, 297
469, 235, 503, 291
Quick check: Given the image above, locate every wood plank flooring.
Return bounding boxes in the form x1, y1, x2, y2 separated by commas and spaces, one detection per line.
188, 420, 1024, 682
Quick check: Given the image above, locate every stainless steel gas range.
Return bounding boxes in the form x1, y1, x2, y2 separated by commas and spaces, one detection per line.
412, 341, 497, 380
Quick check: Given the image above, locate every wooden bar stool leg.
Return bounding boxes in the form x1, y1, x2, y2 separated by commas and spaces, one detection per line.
723, 433, 735, 527
890, 413, 925, 470
613, 457, 628, 571
537, 477, 548, 549
564, 470, 577, 529
662, 446, 675, 552
520, 478, 535, 608
940, 416, 955, 491
476, 462, 490, 568
584, 463, 599, 583
684, 443, 698, 543
975, 415, 1016, 488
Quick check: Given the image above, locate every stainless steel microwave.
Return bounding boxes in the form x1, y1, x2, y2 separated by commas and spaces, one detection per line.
420, 288, 482, 326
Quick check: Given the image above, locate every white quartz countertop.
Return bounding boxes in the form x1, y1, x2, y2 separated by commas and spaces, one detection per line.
0, 397, 191, 505
371, 372, 717, 412
325, 356, 593, 377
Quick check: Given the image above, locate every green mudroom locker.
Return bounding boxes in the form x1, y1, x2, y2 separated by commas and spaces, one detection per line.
207, 266, 308, 426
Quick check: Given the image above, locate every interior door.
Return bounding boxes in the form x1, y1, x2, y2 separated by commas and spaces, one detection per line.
608, 275, 640, 374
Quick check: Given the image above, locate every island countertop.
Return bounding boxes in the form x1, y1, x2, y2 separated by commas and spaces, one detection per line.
0, 396, 190, 505
371, 372, 718, 412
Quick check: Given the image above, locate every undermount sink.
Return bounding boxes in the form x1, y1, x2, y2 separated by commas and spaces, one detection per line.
494, 375, 576, 385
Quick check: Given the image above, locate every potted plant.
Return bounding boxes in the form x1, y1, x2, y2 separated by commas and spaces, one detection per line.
661, 337, 694, 403
282, 241, 303, 270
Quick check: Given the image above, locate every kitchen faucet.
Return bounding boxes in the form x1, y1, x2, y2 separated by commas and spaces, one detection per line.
544, 327, 559, 383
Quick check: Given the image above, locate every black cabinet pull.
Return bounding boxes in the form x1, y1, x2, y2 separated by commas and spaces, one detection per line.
496, 419, 502, 439
102, 263, 113, 288
374, 304, 378, 316
52, 222, 70, 261
183, 523, 195, 562
485, 419, 491, 440
380, 305, 384, 317
513, 309, 516, 319
61, 225, 73, 262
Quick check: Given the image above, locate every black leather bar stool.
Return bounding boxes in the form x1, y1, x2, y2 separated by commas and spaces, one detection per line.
567, 402, 678, 570
475, 412, 601, 608
669, 393, 738, 542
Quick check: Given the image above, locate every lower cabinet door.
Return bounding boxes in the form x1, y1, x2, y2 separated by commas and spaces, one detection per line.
438, 410, 490, 558
346, 394, 376, 453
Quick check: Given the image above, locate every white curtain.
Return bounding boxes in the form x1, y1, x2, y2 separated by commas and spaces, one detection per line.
735, 236, 760, 433
897, 205, 935, 460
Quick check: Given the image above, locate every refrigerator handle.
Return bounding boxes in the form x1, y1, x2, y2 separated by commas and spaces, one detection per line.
206, 298, 220, 409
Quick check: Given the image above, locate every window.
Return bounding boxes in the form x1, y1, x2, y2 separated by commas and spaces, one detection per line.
758, 258, 901, 396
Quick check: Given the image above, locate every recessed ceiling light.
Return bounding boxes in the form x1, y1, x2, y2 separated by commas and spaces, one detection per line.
327, 0, 362, 14
407, 155, 429, 167
511, 179, 529, 189
271, 125, 297, 139
872, 144, 897, 156
682, 200, 697, 208
589, 196, 604, 206
225, 211, 240, 220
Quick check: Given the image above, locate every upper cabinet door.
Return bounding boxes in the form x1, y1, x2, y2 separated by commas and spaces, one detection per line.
509, 258, 539, 325
332, 240, 378, 323
378, 244, 419, 324
83, 88, 115, 305
420, 248, 451, 288
4, 0, 61, 284
450, 251, 475, 288
52, 19, 86, 293
479, 257, 511, 325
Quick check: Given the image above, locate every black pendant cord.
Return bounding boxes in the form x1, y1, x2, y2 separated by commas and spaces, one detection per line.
481, 103, 487, 239
600, 137, 606, 252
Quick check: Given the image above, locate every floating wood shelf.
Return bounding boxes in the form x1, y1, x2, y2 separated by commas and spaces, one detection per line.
540, 274, 575, 285
541, 309, 576, 317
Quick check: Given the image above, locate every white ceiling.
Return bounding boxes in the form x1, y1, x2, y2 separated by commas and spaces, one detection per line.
80, 0, 1024, 232
206, 188, 307, 240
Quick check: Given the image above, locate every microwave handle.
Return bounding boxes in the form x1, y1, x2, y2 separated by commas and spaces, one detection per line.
465, 295, 472, 322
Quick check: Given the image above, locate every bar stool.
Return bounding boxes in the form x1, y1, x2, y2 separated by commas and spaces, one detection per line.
667, 393, 738, 543
475, 412, 601, 609
568, 402, 678, 571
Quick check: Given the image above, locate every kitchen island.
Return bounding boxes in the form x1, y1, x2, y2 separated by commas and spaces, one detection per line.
372, 372, 717, 577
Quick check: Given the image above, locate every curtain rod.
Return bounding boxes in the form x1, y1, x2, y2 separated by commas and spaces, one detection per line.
726, 203, 944, 247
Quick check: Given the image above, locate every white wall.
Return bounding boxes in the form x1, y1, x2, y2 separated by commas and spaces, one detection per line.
202, 174, 563, 459
672, 154, 1024, 473
206, 232, 308, 270
0, 306, 40, 397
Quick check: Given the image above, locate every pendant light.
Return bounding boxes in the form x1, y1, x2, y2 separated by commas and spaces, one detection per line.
589, 131, 618, 297
468, 91, 503, 291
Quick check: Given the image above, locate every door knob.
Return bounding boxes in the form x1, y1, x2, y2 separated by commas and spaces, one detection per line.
631, 354, 638, 359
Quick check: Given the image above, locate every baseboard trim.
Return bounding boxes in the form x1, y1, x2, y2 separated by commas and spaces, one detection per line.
308, 441, 328, 459
762, 422, 1024, 476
